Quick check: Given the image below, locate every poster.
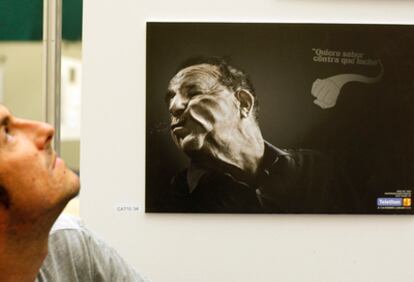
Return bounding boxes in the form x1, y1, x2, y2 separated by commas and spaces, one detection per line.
146, 23, 414, 214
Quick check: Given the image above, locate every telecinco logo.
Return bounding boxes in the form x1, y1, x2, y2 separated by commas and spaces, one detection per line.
377, 198, 402, 207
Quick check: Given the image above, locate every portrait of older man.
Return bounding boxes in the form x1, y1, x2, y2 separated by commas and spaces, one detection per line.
146, 23, 414, 214
162, 57, 361, 213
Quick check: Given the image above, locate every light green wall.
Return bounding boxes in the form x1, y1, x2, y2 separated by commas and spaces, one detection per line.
0, 42, 43, 120
61, 140, 81, 172
0, 41, 81, 171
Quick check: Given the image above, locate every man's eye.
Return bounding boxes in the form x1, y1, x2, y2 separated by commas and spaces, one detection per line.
165, 92, 175, 104
188, 91, 202, 97
3, 126, 12, 142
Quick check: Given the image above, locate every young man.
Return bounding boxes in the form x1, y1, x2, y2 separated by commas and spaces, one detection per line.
0, 104, 148, 281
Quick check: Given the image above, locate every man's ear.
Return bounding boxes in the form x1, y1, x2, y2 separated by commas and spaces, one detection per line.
235, 90, 255, 118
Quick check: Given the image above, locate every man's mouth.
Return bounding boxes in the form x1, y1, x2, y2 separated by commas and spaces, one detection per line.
171, 119, 191, 138
171, 120, 185, 130
51, 152, 63, 169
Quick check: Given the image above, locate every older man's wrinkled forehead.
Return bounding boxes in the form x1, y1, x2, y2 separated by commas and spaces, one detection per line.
168, 64, 222, 93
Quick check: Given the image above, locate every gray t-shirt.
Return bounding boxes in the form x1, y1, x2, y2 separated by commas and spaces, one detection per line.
36, 215, 149, 282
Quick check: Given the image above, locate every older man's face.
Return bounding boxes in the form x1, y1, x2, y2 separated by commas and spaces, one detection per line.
0, 105, 79, 220
167, 64, 240, 154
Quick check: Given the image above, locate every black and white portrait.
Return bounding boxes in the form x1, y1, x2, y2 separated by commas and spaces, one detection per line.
146, 23, 414, 214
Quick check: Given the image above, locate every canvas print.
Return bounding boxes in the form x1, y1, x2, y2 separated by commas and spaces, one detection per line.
146, 23, 413, 214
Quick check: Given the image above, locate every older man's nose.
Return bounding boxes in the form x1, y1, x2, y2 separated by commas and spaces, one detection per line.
169, 95, 188, 117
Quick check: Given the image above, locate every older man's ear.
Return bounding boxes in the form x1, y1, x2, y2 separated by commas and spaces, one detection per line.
235, 90, 255, 118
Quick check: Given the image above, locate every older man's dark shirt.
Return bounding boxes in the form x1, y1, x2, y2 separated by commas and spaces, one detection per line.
168, 142, 361, 213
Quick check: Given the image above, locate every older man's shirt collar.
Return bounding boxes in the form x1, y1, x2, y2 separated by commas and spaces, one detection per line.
187, 163, 207, 193
186, 141, 290, 193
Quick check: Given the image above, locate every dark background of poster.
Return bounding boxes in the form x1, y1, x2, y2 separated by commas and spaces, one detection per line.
146, 23, 414, 214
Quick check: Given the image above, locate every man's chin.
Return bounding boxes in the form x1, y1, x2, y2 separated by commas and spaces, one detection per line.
64, 170, 81, 199
177, 134, 204, 155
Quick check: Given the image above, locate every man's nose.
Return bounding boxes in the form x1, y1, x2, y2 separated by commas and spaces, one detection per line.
15, 119, 55, 150
169, 95, 188, 117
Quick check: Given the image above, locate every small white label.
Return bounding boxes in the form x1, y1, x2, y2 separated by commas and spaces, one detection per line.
115, 203, 141, 212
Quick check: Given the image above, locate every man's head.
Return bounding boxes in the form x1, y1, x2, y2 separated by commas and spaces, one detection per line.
166, 57, 260, 156
0, 105, 79, 225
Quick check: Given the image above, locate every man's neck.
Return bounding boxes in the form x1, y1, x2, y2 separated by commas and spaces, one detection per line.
193, 120, 265, 178
0, 219, 52, 282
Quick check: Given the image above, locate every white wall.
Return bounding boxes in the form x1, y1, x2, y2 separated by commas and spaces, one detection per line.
81, 1, 414, 281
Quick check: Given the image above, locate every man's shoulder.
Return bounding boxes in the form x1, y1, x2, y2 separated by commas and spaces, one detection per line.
280, 148, 335, 172
37, 215, 149, 282
37, 215, 91, 281
264, 142, 333, 180
264, 146, 360, 212
50, 213, 84, 233
48, 214, 94, 255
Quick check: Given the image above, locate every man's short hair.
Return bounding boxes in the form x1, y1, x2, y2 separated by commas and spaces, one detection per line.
176, 56, 259, 121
